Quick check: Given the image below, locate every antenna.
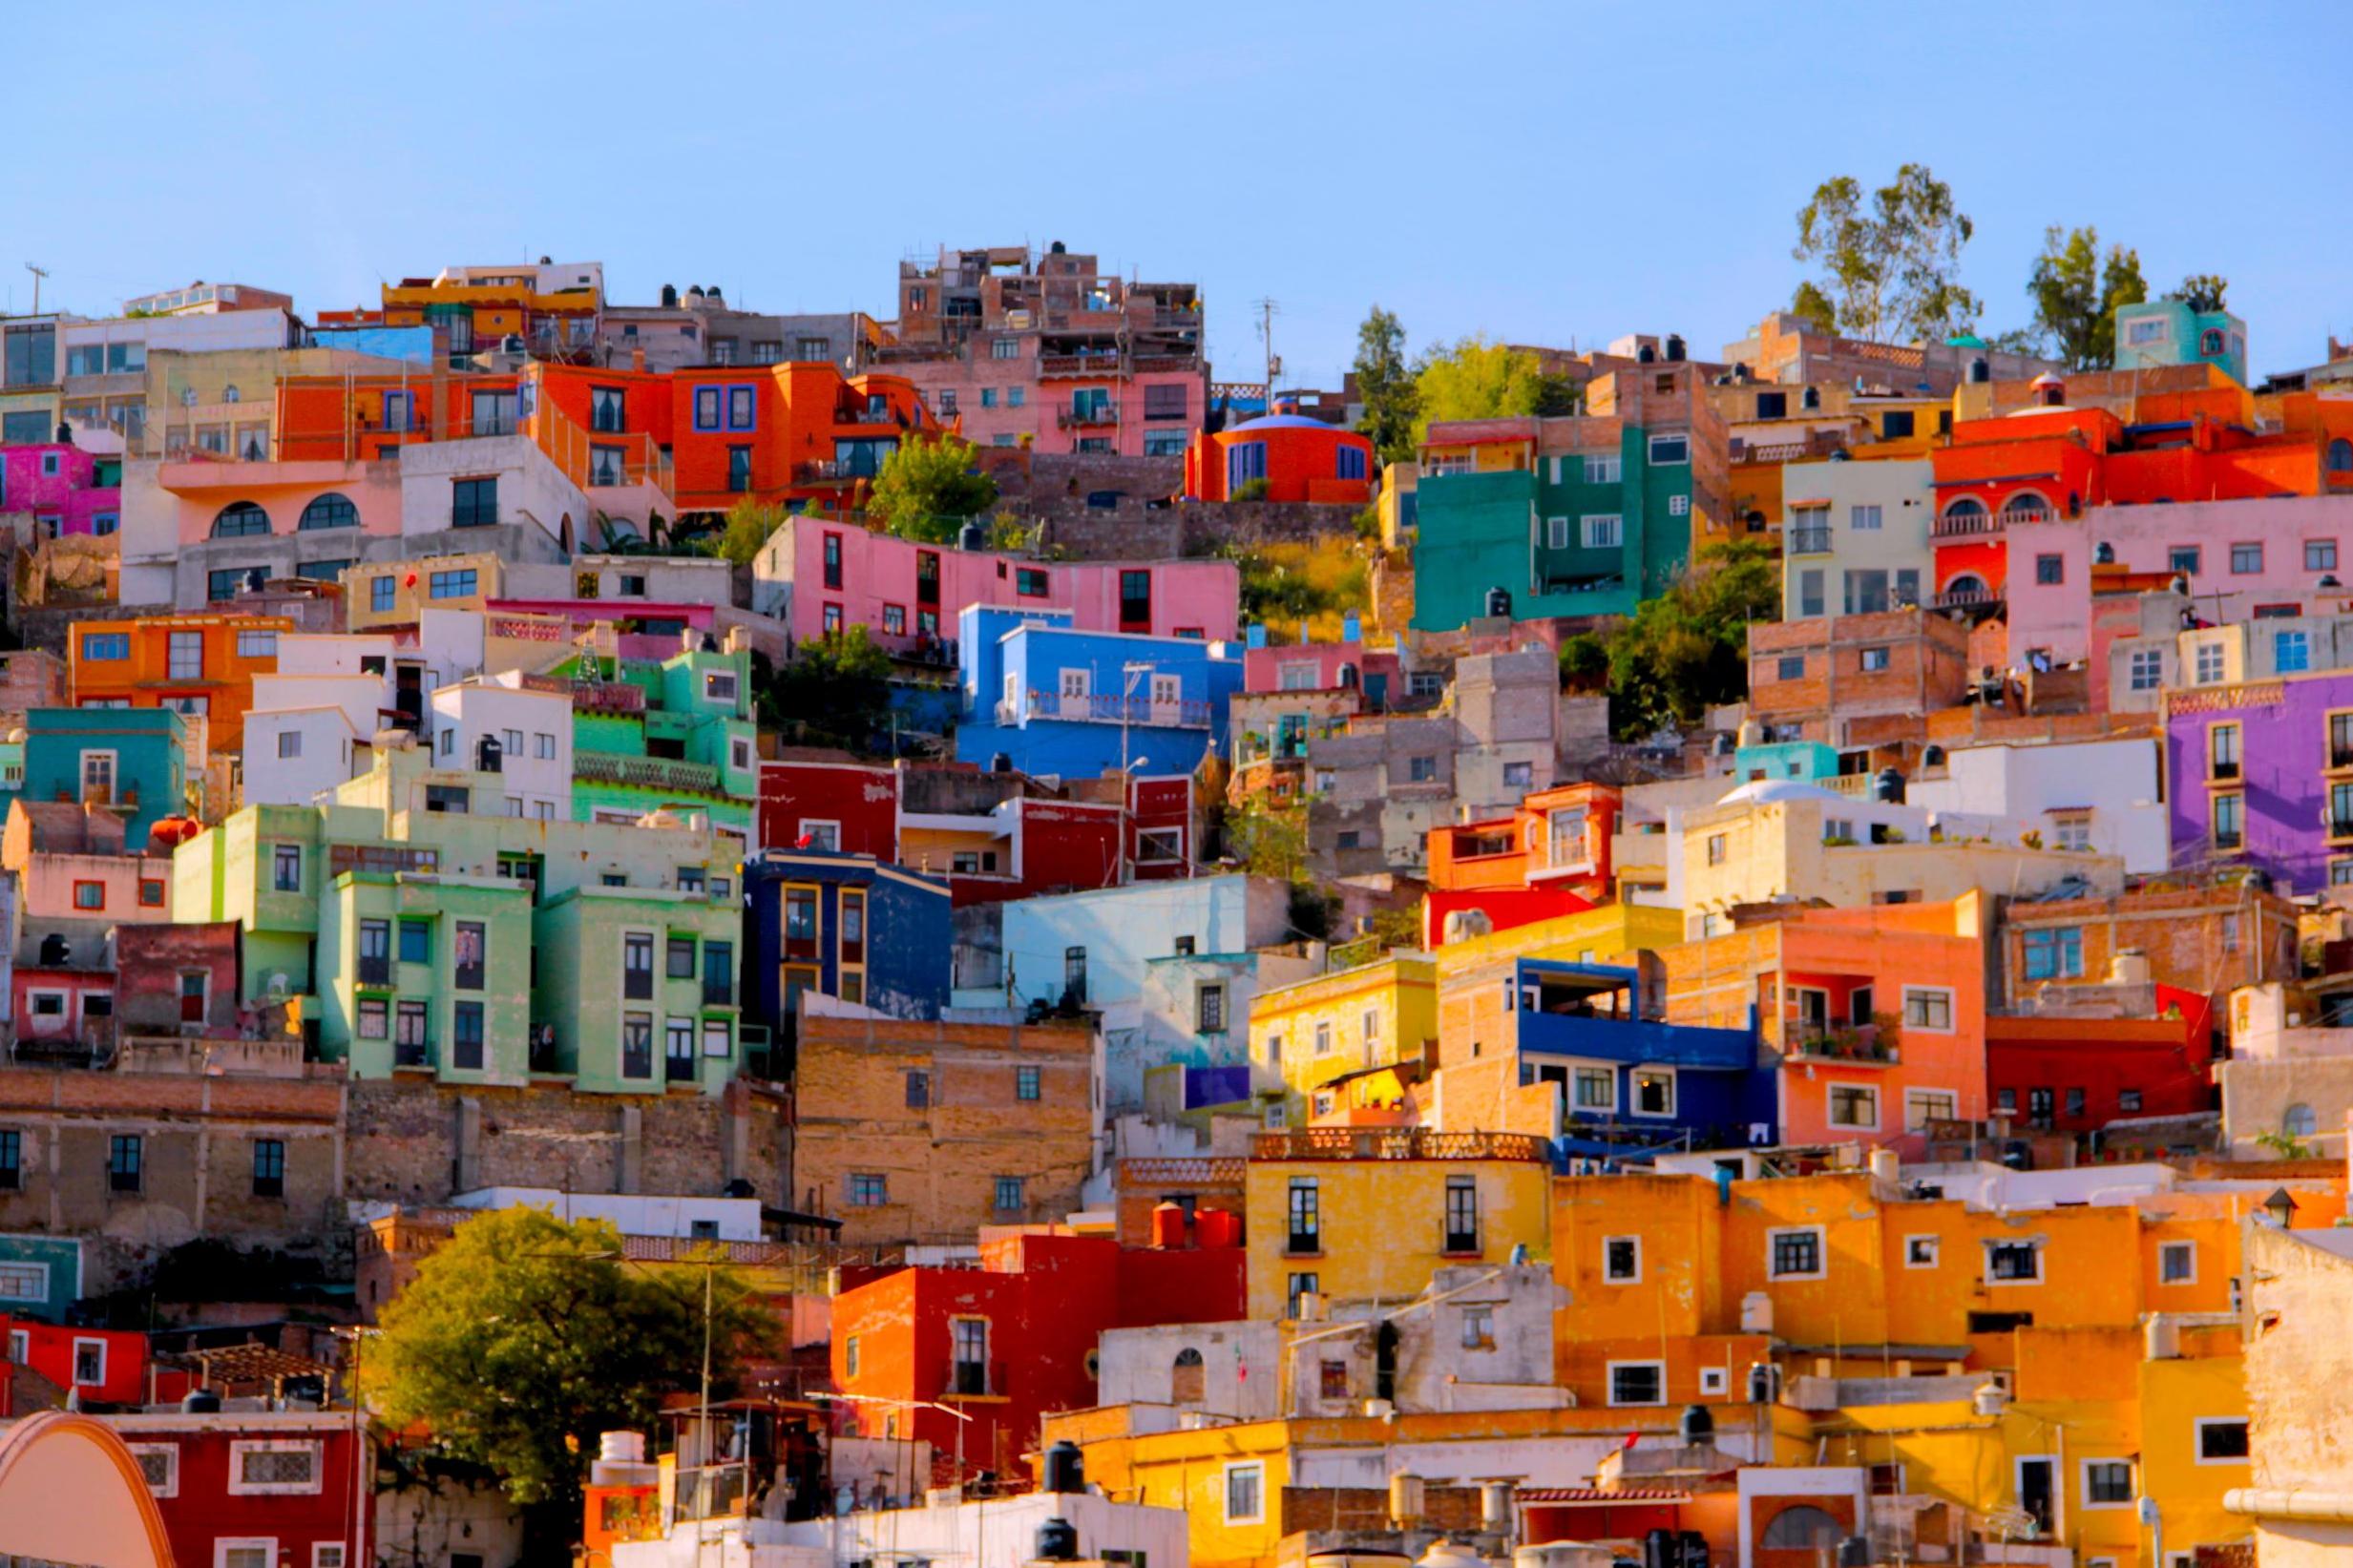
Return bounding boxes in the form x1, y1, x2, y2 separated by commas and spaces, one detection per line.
25, 263, 48, 315
1255, 297, 1281, 401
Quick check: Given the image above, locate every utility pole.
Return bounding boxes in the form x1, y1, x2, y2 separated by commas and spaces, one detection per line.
1255, 298, 1281, 406
25, 263, 48, 315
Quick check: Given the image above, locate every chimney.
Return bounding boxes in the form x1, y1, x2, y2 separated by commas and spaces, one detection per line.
631, 345, 645, 374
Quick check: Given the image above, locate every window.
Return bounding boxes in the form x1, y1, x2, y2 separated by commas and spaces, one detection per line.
2169, 544, 2201, 576
2276, 630, 2311, 673
2119, 1088, 2144, 1113
1443, 1175, 1480, 1252
1581, 513, 1624, 550
2197, 1419, 2250, 1462
1409, 754, 1438, 783
2035, 554, 2064, 585
2194, 642, 2225, 683
724, 386, 757, 431
267, 843, 302, 892
1986, 1242, 2043, 1283
1015, 1064, 1041, 1102
166, 630, 205, 680
994, 1176, 1025, 1212
1336, 445, 1368, 481
1196, 983, 1228, 1034
72, 880, 103, 910
1768, 1226, 1826, 1280
702, 940, 733, 1005
125, 1443, 178, 1498
1775, 655, 1806, 681
847, 1173, 887, 1206
1574, 1066, 1614, 1110
1604, 1236, 1641, 1283
1706, 832, 1727, 866
2160, 1241, 2195, 1284
1850, 504, 1882, 532
80, 632, 129, 661
2214, 790, 2244, 849
1286, 1270, 1319, 1317
252, 1139, 284, 1198
693, 387, 722, 429
2232, 542, 2263, 575
314, 1547, 346, 1568
1648, 433, 1689, 465
138, 878, 165, 909
2128, 649, 2163, 691
2310, 540, 2339, 572
1544, 515, 1569, 550
1905, 1235, 1941, 1268
1903, 988, 1954, 1031
452, 477, 497, 527
623, 932, 655, 998
212, 501, 271, 538
1584, 453, 1622, 484
429, 568, 477, 599
2082, 1460, 2132, 1506
1829, 1083, 1879, 1128
1860, 645, 1891, 673
2022, 927, 2083, 980
1287, 1177, 1320, 1252
107, 1133, 142, 1193
73, 1338, 106, 1386
229, 1440, 321, 1495
1224, 1462, 1265, 1524
1608, 1361, 1666, 1406
452, 1002, 486, 1071
2210, 722, 2241, 779
1631, 1069, 1674, 1116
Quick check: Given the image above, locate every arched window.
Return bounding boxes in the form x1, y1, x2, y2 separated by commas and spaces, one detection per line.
222, 384, 241, 404
2284, 1103, 2318, 1138
1800, 386, 1821, 411
299, 492, 359, 531
2327, 439, 2352, 475
2005, 492, 2052, 520
1943, 497, 1987, 520
1760, 1506, 1845, 1551
2200, 328, 2226, 356
211, 501, 271, 538
1944, 574, 1989, 597
1170, 1348, 1205, 1403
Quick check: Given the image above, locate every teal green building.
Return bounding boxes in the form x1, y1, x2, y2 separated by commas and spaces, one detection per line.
563, 644, 758, 836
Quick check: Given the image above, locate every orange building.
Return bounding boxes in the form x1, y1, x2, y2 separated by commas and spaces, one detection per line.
1423, 781, 1618, 946
663, 362, 933, 515
275, 368, 528, 463
67, 613, 292, 754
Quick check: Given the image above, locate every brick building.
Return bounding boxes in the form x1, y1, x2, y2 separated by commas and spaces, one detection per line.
1995, 878, 2300, 1013
1747, 607, 1972, 747
791, 1011, 1096, 1244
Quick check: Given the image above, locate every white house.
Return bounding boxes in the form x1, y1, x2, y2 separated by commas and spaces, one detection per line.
427, 676, 573, 822
1907, 737, 2170, 874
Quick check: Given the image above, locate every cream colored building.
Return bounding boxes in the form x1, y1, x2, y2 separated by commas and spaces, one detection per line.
1778, 456, 1936, 620
2216, 981, 2353, 1158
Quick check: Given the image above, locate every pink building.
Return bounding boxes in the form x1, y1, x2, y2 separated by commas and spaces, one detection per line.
752, 514, 1238, 653
2004, 494, 2353, 666
2, 802, 176, 925
898, 355, 1206, 457
131, 458, 402, 550
0, 444, 120, 537
1241, 621, 1404, 703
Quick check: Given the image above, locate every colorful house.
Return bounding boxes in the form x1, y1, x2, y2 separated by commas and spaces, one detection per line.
0, 443, 119, 537
2115, 296, 2249, 386
1247, 953, 1438, 1126
740, 850, 953, 1069
1424, 781, 1618, 945
2164, 666, 2353, 892
526, 639, 757, 836
954, 606, 1243, 781
69, 616, 283, 758
1182, 413, 1375, 505
2, 707, 191, 852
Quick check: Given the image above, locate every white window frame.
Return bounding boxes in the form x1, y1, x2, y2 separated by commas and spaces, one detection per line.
0, 1259, 51, 1304
1698, 1367, 1729, 1397
1904, 1087, 1958, 1131
1901, 986, 1956, 1033
214, 1538, 278, 1568
312, 1545, 347, 1568
2078, 1456, 2134, 1510
1904, 1234, 1941, 1269
1584, 453, 1622, 485
226, 1438, 324, 1495
1985, 1240, 2046, 1286
798, 819, 842, 851
1603, 1235, 1643, 1284
1545, 515, 1570, 550
2158, 1240, 2197, 1286
1628, 1065, 1676, 1119
1767, 1224, 1828, 1282
1581, 513, 1624, 550
79, 748, 117, 798
1607, 1359, 1668, 1408
2194, 1416, 2250, 1465
1647, 432, 1690, 465
125, 1441, 179, 1498
71, 1336, 107, 1386
1222, 1459, 1266, 1524
1571, 1063, 1616, 1113
1827, 1081, 1880, 1131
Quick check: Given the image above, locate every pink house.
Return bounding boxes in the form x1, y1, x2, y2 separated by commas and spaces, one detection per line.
2004, 495, 2353, 666
753, 514, 1238, 653
133, 458, 403, 550
898, 355, 1205, 458
1241, 624, 1405, 706
0, 444, 120, 537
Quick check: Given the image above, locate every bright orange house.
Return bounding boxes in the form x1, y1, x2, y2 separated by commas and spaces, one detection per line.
1423, 781, 1618, 946
67, 613, 292, 755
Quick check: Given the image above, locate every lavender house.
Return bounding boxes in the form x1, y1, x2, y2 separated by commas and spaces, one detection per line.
2166, 668, 2353, 893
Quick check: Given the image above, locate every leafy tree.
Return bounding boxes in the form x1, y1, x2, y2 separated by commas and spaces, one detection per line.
1790, 281, 1839, 334
1411, 336, 1551, 446
2170, 273, 2230, 314
368, 1208, 772, 1547
1793, 164, 1980, 344
755, 627, 896, 752
867, 435, 998, 543
713, 498, 788, 567
1351, 305, 1420, 466
1228, 795, 1310, 882
2025, 225, 2147, 369
1600, 540, 1782, 739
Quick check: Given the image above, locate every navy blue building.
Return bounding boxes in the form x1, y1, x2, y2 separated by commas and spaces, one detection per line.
742, 850, 953, 1072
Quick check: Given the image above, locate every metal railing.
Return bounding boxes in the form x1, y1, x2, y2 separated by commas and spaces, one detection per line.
1932, 587, 2004, 611
575, 751, 724, 793
393, 1037, 435, 1069
1250, 1128, 1547, 1162
1787, 528, 1834, 555
520, 672, 646, 714
1005, 689, 1212, 727
1930, 507, 2052, 539
1057, 403, 1120, 429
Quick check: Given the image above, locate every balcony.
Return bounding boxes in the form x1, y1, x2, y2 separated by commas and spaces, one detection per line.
1039, 352, 1124, 379
1250, 1128, 1548, 1162
1782, 1022, 1900, 1067
1931, 587, 2004, 612
1930, 507, 2052, 540
1005, 689, 1212, 729
1517, 1009, 1756, 1072
1057, 402, 1121, 429
703, 977, 734, 1007
519, 672, 646, 715
357, 955, 392, 988
575, 750, 724, 795
393, 1037, 435, 1069
947, 1359, 1004, 1399
1787, 528, 1834, 555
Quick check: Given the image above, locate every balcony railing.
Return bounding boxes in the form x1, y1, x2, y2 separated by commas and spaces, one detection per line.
1250, 1128, 1548, 1162
1787, 528, 1834, 555
1057, 403, 1120, 429
1005, 689, 1212, 728
665, 1053, 697, 1083
393, 1037, 435, 1069
519, 672, 646, 715
1783, 1022, 1900, 1066
575, 750, 725, 794
1930, 508, 2053, 540
357, 955, 392, 988
1932, 587, 2004, 612
703, 978, 734, 1007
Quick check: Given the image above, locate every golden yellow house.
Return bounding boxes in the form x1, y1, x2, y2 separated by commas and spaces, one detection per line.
1250, 953, 1436, 1126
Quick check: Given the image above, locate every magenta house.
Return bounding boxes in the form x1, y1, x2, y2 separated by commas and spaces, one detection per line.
751, 514, 1239, 654
0, 443, 119, 537
2165, 666, 2353, 893
1241, 619, 1405, 707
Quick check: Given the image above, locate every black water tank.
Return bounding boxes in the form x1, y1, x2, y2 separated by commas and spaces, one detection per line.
476, 735, 504, 774
1922, 743, 1946, 766
1042, 1439, 1084, 1495
1666, 334, 1687, 363
1873, 766, 1905, 804
662, 284, 679, 308
1678, 1403, 1714, 1445
1838, 1537, 1870, 1568
1970, 357, 1991, 384
1484, 586, 1512, 619
958, 522, 987, 552
181, 1389, 222, 1413
1035, 1519, 1080, 1561
1637, 344, 1657, 364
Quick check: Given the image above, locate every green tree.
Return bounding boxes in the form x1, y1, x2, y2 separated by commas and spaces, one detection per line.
2170, 273, 2230, 314
1412, 337, 1549, 446
867, 435, 998, 543
1794, 164, 1980, 344
368, 1208, 772, 1548
1351, 305, 1420, 466
1601, 540, 1782, 739
713, 498, 788, 567
1228, 795, 1309, 882
2025, 225, 2147, 369
755, 626, 897, 752
1790, 281, 1839, 334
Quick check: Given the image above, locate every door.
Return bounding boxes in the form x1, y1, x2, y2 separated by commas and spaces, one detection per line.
179, 973, 206, 1024
2017, 1456, 2055, 1536
1150, 673, 1183, 724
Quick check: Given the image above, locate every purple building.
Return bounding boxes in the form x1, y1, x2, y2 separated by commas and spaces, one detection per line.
0, 442, 119, 537
2166, 667, 2353, 893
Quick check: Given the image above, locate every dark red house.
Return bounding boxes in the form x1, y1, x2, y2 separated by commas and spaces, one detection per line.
1986, 983, 2216, 1136
0, 1317, 148, 1410
757, 753, 902, 859
90, 1410, 369, 1568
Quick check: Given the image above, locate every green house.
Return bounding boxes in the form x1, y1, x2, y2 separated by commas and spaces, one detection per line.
534, 886, 742, 1095
562, 646, 758, 836
315, 872, 535, 1080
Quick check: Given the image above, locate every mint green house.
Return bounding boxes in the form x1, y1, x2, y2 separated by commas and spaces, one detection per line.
316, 872, 534, 1079
534, 886, 741, 1095
1410, 416, 1697, 633
562, 645, 758, 836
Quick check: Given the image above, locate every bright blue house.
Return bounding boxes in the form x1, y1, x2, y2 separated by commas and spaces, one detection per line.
741, 850, 953, 1073
954, 605, 1242, 781
1, 708, 189, 851
2113, 298, 2248, 387
1507, 961, 1773, 1157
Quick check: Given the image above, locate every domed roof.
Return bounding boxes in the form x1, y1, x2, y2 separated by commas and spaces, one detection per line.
2029, 371, 2066, 388
1946, 332, 1988, 349
1716, 778, 1850, 806
1228, 413, 1349, 434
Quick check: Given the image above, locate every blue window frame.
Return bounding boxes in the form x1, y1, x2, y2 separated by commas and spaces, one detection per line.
1336, 446, 1367, 481
211, 501, 270, 538
382, 390, 412, 432
91, 512, 117, 535
1228, 441, 1268, 491
693, 387, 722, 431
80, 633, 129, 661
726, 386, 756, 430
371, 575, 396, 613
430, 569, 478, 599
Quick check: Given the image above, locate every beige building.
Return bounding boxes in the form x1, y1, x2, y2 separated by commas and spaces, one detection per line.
1778, 456, 1937, 620
2230, 1220, 2353, 1565
2216, 981, 2353, 1158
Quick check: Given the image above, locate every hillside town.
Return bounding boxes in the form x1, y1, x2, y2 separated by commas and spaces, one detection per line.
2, 199, 2352, 1568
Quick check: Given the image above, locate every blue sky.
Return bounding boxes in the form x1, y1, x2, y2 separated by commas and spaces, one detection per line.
10, 2, 2350, 387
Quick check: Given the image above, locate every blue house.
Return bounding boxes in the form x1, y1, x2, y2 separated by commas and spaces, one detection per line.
954, 605, 1243, 781
1507, 961, 1773, 1156
3, 708, 189, 851
2113, 298, 2248, 387
742, 850, 953, 1070
977, 873, 1292, 1014
0, 1234, 84, 1321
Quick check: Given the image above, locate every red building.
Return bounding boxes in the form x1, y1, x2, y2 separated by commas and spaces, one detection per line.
830, 1230, 1243, 1486
1986, 983, 2215, 1137
1184, 413, 1376, 505
1422, 782, 1618, 947
757, 754, 901, 859
0, 1318, 148, 1409
82, 1411, 370, 1568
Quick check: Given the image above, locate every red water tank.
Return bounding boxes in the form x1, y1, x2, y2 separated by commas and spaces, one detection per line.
147, 816, 202, 849
1196, 1207, 1238, 1249
1149, 1201, 1187, 1249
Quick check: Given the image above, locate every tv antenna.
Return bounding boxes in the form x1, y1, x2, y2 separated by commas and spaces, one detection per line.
25, 263, 48, 315
1253, 297, 1283, 402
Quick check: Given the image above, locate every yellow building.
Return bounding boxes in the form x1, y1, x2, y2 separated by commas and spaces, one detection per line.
1250, 953, 1435, 1125
1242, 1127, 1550, 1322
